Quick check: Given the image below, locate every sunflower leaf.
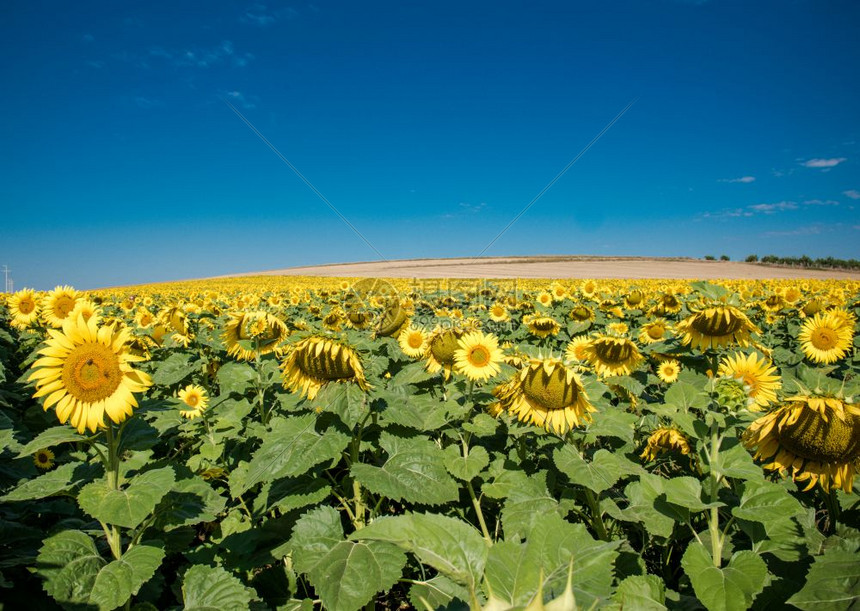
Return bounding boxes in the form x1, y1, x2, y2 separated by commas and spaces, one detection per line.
78, 466, 175, 529
609, 575, 668, 610
215, 361, 257, 395
351, 432, 458, 505
443, 445, 490, 481
182, 564, 257, 610
89, 541, 165, 611
151, 352, 196, 386
16, 425, 88, 457
553, 447, 643, 494
36, 530, 106, 606
2, 461, 101, 502
731, 479, 806, 524
681, 543, 768, 611
152, 476, 227, 530
787, 546, 860, 609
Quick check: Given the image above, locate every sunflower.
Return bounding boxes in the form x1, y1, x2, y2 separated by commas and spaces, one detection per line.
657, 359, 681, 384
223, 311, 289, 361
582, 335, 643, 377
536, 291, 554, 308
568, 304, 594, 322
424, 326, 467, 379
650, 292, 683, 316
322, 309, 344, 331
178, 384, 209, 419
398, 325, 429, 359
488, 303, 510, 323
345, 309, 374, 330
281, 336, 370, 400
42, 285, 82, 328
8, 288, 41, 326
33, 448, 55, 470
564, 336, 591, 363
638, 319, 669, 345
523, 314, 561, 339
453, 331, 504, 382
580, 280, 599, 300
28, 314, 152, 433
375, 301, 409, 338
718, 352, 780, 409
135, 308, 156, 329
492, 358, 595, 434
743, 395, 860, 493
550, 282, 568, 301
675, 304, 760, 351
623, 290, 645, 310
798, 312, 853, 364
640, 427, 692, 462
70, 299, 101, 324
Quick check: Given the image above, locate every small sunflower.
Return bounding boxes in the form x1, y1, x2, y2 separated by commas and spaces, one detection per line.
568, 304, 594, 322
523, 314, 561, 339
536, 291, 554, 308
650, 293, 683, 316
8, 288, 40, 326
640, 427, 692, 462
488, 303, 510, 323
375, 301, 409, 338
223, 311, 289, 361
344, 309, 374, 330
135, 308, 156, 329
718, 352, 780, 409
70, 299, 101, 325
424, 326, 467, 379
398, 325, 429, 359
638, 319, 670, 345
178, 384, 209, 419
42, 285, 82, 328
657, 359, 681, 384
549, 282, 568, 301
33, 448, 55, 470
798, 312, 853, 364
743, 395, 860, 493
623, 290, 645, 310
582, 335, 643, 378
564, 336, 591, 363
676, 304, 760, 351
453, 330, 504, 382
281, 336, 370, 400
28, 314, 152, 433
492, 358, 595, 434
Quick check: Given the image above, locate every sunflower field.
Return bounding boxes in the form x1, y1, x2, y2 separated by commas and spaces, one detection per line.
1, 276, 858, 611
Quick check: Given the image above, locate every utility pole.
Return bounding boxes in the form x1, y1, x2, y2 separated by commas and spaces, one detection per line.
1, 265, 9, 293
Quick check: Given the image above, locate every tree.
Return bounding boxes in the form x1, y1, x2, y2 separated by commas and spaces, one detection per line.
745, 254, 758, 262
720, 255, 730, 261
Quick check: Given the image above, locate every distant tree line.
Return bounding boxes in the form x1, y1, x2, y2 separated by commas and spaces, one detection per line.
741, 254, 860, 270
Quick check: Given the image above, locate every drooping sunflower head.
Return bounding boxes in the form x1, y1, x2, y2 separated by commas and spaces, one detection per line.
581, 334, 643, 378
453, 330, 504, 382
375, 301, 409, 338
623, 290, 645, 310
743, 394, 860, 493
650, 292, 683, 316
28, 313, 152, 433
640, 427, 692, 462
8, 288, 41, 326
676, 304, 761, 351
493, 358, 595, 434
158, 306, 188, 336
398, 325, 429, 359
281, 336, 370, 400
344, 308, 374, 330
134, 308, 156, 329
178, 383, 209, 419
523, 314, 561, 339
223, 311, 289, 361
798, 312, 853, 364
718, 351, 780, 409
568, 304, 594, 322
322, 308, 344, 331
424, 326, 467, 379
41, 285, 82, 328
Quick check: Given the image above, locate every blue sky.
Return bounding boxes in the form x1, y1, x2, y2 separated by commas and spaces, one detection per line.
2, 0, 859, 290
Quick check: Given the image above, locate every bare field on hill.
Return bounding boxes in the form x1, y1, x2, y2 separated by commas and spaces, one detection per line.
222, 256, 860, 280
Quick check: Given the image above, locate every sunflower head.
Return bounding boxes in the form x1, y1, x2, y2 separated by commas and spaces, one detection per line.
639, 319, 669, 345
640, 427, 692, 462
375, 301, 409, 338
718, 351, 780, 409
398, 325, 429, 359
657, 359, 681, 384
798, 312, 853, 364
42, 285, 82, 328
424, 326, 467, 378
178, 384, 209, 419
492, 358, 595, 434
676, 304, 760, 351
743, 393, 860, 493
33, 448, 55, 470
523, 314, 561, 339
568, 304, 594, 322
223, 311, 289, 361
453, 330, 504, 382
8, 289, 41, 326
281, 336, 370, 400
564, 336, 591, 363
582, 335, 643, 378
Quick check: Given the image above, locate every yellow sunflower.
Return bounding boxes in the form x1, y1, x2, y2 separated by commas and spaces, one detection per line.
564, 336, 591, 363
69, 299, 101, 325
453, 331, 504, 382
549, 282, 568, 301
222, 311, 289, 361
798, 312, 853, 364
523, 314, 561, 339
375, 301, 409, 338
398, 325, 429, 359
743, 395, 860, 493
536, 291, 554, 308
568, 304, 594, 322
8, 288, 40, 326
135, 308, 156, 329
33, 448, 55, 470
638, 319, 670, 345
718, 352, 780, 409
178, 384, 209, 419
650, 292, 683, 316
623, 290, 645, 310
488, 303, 510, 323
28, 314, 152, 433
492, 358, 595, 434
41, 285, 82, 328
281, 336, 370, 400
640, 427, 692, 462
582, 335, 643, 378
657, 359, 681, 384
344, 309, 374, 330
424, 326, 467, 379
675, 304, 760, 351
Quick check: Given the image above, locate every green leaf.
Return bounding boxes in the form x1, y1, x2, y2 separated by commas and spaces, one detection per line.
229, 414, 350, 498
660, 476, 714, 513
732, 479, 805, 524
152, 352, 196, 386
787, 547, 860, 610
216, 361, 257, 395
36, 530, 106, 606
711, 441, 764, 481
408, 575, 470, 610
78, 466, 175, 529
182, 564, 256, 610
89, 542, 165, 611
553, 447, 643, 494
609, 575, 668, 610
258, 474, 330, 514
583, 408, 638, 443
664, 381, 710, 411
2, 462, 100, 502
462, 413, 500, 437
153, 476, 227, 530
314, 382, 369, 429
681, 543, 768, 611
288, 505, 343, 571
389, 362, 434, 386
610, 475, 676, 539
379, 393, 453, 432
501, 472, 561, 538
352, 512, 488, 590
443, 445, 490, 481
351, 433, 458, 505
17, 425, 88, 457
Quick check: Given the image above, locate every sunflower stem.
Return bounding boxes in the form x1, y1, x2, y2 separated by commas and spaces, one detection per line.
254, 341, 268, 425
584, 488, 610, 541
461, 437, 492, 544
707, 416, 723, 567
350, 435, 366, 530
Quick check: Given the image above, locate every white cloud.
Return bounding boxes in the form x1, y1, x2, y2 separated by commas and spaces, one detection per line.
147, 41, 252, 69
459, 202, 487, 213
748, 201, 797, 214
241, 4, 299, 26
718, 176, 755, 183
800, 158, 846, 168
802, 199, 839, 206
762, 225, 824, 237
224, 90, 258, 109
843, 189, 860, 200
